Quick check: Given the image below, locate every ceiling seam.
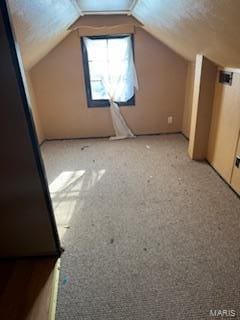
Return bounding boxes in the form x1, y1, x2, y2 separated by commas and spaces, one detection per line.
71, 0, 83, 16
81, 10, 131, 15
129, 0, 139, 14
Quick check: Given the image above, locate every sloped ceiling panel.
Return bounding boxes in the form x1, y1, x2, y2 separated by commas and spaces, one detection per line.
7, 0, 240, 69
8, 0, 82, 69
7, 0, 135, 69
133, 0, 240, 67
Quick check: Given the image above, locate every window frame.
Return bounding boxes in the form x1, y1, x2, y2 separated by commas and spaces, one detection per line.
81, 34, 135, 108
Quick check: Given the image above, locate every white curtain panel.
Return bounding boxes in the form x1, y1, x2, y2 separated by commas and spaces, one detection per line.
83, 36, 138, 140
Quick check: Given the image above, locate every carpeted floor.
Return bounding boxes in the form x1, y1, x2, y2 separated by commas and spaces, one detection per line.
41, 134, 240, 320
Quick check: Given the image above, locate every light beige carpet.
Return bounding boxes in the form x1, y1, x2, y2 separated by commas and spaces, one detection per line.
41, 134, 240, 320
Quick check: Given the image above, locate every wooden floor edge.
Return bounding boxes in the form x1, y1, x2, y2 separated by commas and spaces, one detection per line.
49, 259, 61, 320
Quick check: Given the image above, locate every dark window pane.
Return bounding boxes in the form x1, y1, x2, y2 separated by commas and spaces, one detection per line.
81, 35, 135, 107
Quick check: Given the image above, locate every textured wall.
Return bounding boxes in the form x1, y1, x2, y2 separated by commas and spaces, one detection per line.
30, 27, 187, 139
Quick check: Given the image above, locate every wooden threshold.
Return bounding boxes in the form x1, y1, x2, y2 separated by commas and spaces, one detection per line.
0, 257, 60, 320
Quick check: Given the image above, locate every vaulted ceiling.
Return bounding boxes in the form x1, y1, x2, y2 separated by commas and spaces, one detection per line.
133, 0, 240, 68
7, 0, 240, 70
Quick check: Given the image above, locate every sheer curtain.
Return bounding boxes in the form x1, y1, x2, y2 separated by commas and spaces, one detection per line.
83, 36, 138, 140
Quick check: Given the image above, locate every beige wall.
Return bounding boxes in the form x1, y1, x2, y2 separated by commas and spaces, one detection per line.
182, 61, 195, 138
207, 69, 240, 186
30, 27, 188, 140
70, 14, 142, 29
188, 55, 218, 160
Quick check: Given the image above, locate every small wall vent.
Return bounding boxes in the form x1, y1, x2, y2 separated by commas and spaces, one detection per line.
219, 70, 233, 85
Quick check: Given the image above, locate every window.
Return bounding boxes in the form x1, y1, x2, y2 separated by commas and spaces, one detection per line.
81, 34, 135, 108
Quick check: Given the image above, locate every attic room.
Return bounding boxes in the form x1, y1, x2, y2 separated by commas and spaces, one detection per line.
0, 0, 240, 319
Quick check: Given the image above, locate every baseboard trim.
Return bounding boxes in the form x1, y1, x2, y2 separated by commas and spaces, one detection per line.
40, 132, 182, 145
39, 139, 46, 147
49, 259, 61, 320
0, 249, 63, 260
206, 160, 240, 199
181, 132, 189, 141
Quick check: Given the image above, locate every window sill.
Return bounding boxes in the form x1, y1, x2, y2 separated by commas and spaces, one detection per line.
87, 96, 135, 108
88, 103, 135, 108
